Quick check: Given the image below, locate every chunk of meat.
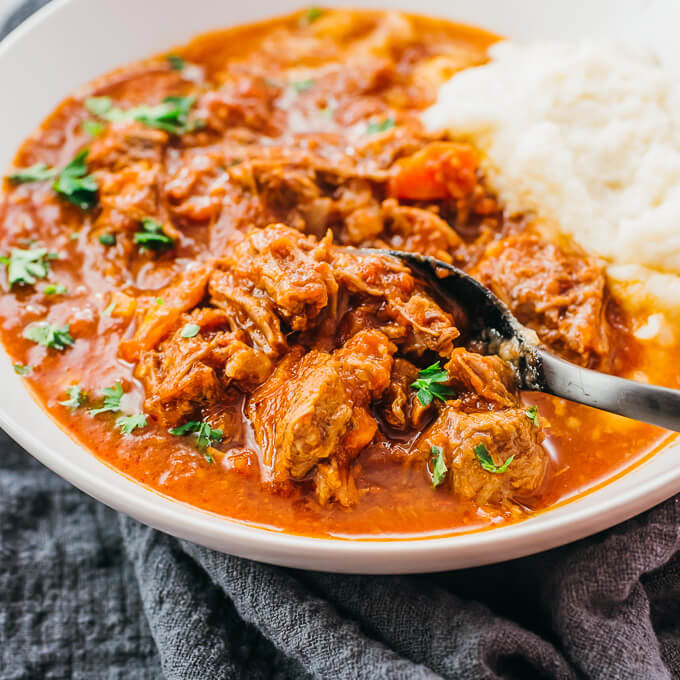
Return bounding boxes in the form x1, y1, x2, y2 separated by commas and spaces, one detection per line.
193, 76, 285, 136
333, 179, 384, 244
208, 224, 339, 355
390, 292, 459, 357
136, 308, 272, 426
119, 265, 211, 361
94, 161, 160, 235
88, 120, 168, 169
445, 348, 518, 409
330, 247, 460, 355
473, 233, 610, 367
420, 406, 548, 508
331, 247, 414, 298
220, 224, 338, 331
387, 141, 479, 201
378, 199, 464, 264
208, 268, 287, 358
164, 147, 229, 223
379, 358, 432, 431
248, 329, 395, 506
87, 121, 168, 238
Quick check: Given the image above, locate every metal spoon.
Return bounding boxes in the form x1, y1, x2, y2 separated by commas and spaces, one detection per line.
375, 248, 680, 433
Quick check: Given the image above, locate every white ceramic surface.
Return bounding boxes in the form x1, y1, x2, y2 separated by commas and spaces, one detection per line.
0, 0, 679, 574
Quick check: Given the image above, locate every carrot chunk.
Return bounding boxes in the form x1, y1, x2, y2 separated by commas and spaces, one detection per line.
387, 142, 479, 201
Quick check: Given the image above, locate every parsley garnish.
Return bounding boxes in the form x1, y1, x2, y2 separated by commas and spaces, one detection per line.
1, 247, 52, 287
116, 413, 147, 435
89, 381, 124, 416
102, 301, 116, 317
167, 54, 186, 71
82, 120, 105, 138
411, 362, 455, 406
133, 218, 174, 250
98, 233, 116, 246
85, 97, 114, 117
301, 6, 323, 25
60, 384, 87, 409
169, 420, 222, 462
526, 405, 539, 426
366, 115, 395, 135
43, 283, 68, 296
132, 96, 200, 134
430, 445, 448, 487
24, 322, 74, 350
53, 150, 98, 210
291, 79, 315, 93
8, 162, 56, 184
473, 443, 514, 474
180, 323, 200, 338
13, 364, 32, 376
86, 95, 199, 135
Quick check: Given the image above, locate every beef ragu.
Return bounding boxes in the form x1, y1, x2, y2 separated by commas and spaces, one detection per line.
0, 8, 677, 538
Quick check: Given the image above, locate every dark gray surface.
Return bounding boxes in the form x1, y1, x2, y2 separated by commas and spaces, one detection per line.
2, 3, 680, 678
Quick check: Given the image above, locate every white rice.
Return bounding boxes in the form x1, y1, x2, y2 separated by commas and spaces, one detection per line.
423, 41, 680, 277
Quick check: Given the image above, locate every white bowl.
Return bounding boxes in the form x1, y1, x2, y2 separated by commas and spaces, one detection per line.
1, 0, 679, 573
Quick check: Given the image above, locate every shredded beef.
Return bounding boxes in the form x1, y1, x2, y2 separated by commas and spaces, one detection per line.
473, 233, 610, 367
249, 330, 395, 506
420, 406, 548, 509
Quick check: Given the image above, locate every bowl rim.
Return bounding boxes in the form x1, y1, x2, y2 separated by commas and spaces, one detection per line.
1, 0, 679, 574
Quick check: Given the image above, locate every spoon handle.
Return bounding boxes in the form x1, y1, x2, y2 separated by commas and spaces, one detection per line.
537, 350, 680, 432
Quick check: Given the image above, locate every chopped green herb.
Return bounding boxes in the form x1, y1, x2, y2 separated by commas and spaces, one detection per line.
411, 362, 455, 406
526, 405, 539, 426
155, 297, 164, 305
291, 78, 315, 93
88, 381, 125, 416
53, 149, 98, 210
1, 247, 52, 287
134, 96, 199, 134
86, 95, 198, 135
82, 119, 105, 138
301, 6, 323, 25
116, 413, 147, 435
430, 445, 448, 487
69, 231, 80, 240
167, 54, 186, 71
98, 233, 116, 246
366, 115, 395, 135
60, 384, 87, 409
133, 218, 174, 250
102, 301, 115, 317
169, 420, 222, 462
24, 323, 74, 351
473, 443, 514, 474
13, 364, 32, 376
181, 323, 200, 338
43, 283, 68, 296
85, 97, 113, 117
8, 162, 56, 184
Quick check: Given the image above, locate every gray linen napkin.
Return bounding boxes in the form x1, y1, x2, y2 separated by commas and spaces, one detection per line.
1, 3, 680, 679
